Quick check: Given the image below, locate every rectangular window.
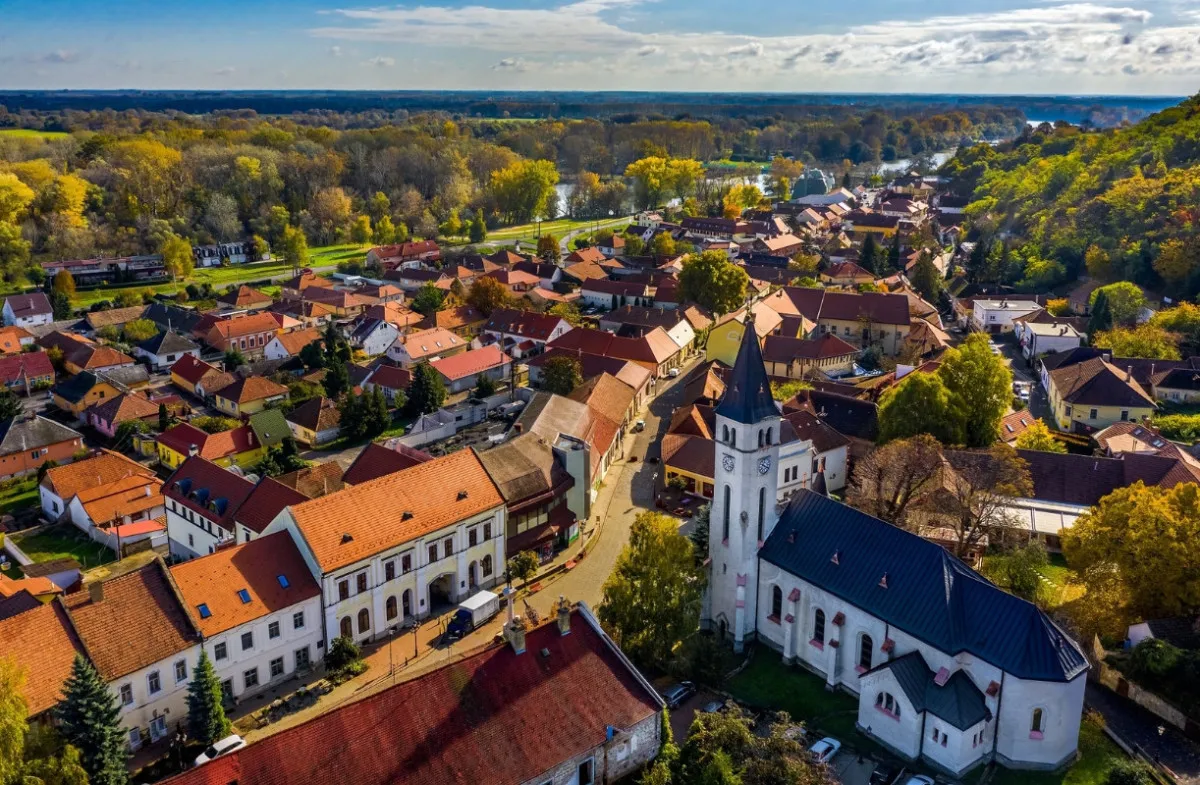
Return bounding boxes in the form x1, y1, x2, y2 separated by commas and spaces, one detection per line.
578, 759, 594, 785
483, 522, 492, 540
385, 560, 396, 581
428, 544, 438, 564
1121, 410, 1129, 422
174, 659, 187, 683
1089, 408, 1098, 420
268, 621, 280, 640
356, 573, 367, 594
1065, 405, 1072, 417
147, 671, 161, 695
443, 538, 453, 559
269, 657, 285, 679
338, 580, 349, 601
120, 683, 133, 706
402, 553, 412, 573
241, 631, 254, 651
469, 528, 478, 547
243, 668, 259, 689
293, 610, 305, 629
214, 642, 227, 661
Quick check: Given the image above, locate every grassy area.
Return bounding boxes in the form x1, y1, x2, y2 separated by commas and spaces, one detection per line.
980, 552, 1084, 609
984, 714, 1126, 785
0, 477, 39, 515
11, 525, 116, 569
726, 646, 863, 741
470, 215, 632, 246
0, 129, 69, 140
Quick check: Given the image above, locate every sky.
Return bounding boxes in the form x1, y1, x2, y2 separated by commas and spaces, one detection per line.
1, 0, 1199, 94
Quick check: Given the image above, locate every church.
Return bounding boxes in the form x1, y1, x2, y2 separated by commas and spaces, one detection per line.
702, 319, 1088, 776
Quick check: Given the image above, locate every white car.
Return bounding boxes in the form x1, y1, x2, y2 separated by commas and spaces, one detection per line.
667, 368, 681, 378
194, 734, 246, 767
808, 737, 841, 764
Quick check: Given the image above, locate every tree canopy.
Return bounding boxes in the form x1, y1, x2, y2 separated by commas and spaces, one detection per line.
678, 251, 749, 315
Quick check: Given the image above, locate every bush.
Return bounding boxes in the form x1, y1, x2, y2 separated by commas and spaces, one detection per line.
326, 635, 362, 673
1106, 759, 1157, 785
1153, 413, 1200, 441
1130, 638, 1181, 679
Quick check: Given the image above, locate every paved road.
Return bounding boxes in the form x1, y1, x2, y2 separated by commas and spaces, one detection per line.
1087, 683, 1200, 784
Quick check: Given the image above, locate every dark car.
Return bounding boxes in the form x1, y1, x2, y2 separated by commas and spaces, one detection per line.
660, 681, 696, 709
868, 763, 902, 785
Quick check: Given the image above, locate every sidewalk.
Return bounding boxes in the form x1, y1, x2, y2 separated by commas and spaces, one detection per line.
1086, 683, 1200, 784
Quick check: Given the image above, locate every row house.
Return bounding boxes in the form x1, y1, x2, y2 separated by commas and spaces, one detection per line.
385, 326, 467, 367
202, 312, 281, 359
263, 449, 506, 646
193, 241, 265, 267
164, 456, 257, 560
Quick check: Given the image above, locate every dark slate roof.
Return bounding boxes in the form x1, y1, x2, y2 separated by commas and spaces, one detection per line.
138, 330, 199, 356
1006, 450, 1199, 506
762, 491, 1089, 682
144, 303, 205, 335
788, 389, 879, 441
0, 416, 81, 454
873, 651, 990, 731
714, 313, 777, 425
1144, 616, 1200, 650
52, 371, 103, 404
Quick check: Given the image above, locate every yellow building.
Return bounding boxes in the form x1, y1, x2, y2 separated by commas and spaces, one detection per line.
156, 422, 264, 470
761, 334, 859, 379
213, 376, 289, 418
1047, 357, 1156, 433
51, 372, 122, 418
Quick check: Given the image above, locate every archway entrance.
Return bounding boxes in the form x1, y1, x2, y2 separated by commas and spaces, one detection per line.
428, 573, 454, 613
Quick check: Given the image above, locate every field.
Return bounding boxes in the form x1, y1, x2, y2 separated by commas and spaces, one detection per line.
0, 129, 70, 140
0, 477, 39, 515
461, 215, 632, 247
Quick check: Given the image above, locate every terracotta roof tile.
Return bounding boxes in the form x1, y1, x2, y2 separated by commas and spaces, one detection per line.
275, 462, 346, 499
85, 305, 148, 329
343, 443, 432, 486
77, 473, 164, 525
158, 423, 259, 462
271, 328, 322, 357
289, 450, 503, 572
285, 397, 342, 432
218, 285, 273, 308
87, 391, 160, 426
170, 353, 219, 385
0, 600, 86, 716
431, 345, 510, 382
391, 327, 465, 361
0, 326, 33, 354
235, 478, 307, 534
43, 450, 155, 501
208, 312, 280, 340
216, 375, 289, 404
170, 532, 319, 637
63, 560, 198, 680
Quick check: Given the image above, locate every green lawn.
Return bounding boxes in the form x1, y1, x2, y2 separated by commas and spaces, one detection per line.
726, 646, 863, 741
0, 129, 69, 140
466, 215, 632, 246
0, 477, 39, 515
980, 552, 1084, 609
983, 714, 1126, 785
11, 526, 116, 569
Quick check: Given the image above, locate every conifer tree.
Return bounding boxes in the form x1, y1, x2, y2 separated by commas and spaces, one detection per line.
1088, 290, 1113, 339
56, 654, 129, 785
186, 649, 231, 747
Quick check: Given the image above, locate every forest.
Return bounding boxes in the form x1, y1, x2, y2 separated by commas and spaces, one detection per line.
0, 103, 1023, 285
942, 92, 1200, 297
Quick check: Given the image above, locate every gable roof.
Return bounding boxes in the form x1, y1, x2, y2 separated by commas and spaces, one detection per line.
248, 408, 291, 450
63, 559, 198, 681
289, 449, 504, 572
477, 432, 572, 504
343, 442, 433, 486
157, 422, 258, 462
170, 531, 319, 637
1001, 449, 1200, 507
170, 353, 219, 385
139, 330, 199, 356
484, 308, 566, 341
0, 600, 86, 716
0, 416, 81, 455
275, 461, 347, 499
207, 312, 280, 340
763, 491, 1088, 682
872, 651, 990, 731
85, 305, 148, 330
0, 351, 53, 385
547, 327, 678, 366
234, 478, 307, 535
158, 607, 660, 785
425, 305, 485, 331
216, 375, 289, 405
286, 397, 342, 432
1048, 357, 1155, 407
773, 287, 911, 326
271, 328, 322, 357
43, 449, 155, 500
218, 285, 273, 309
4, 292, 52, 318
762, 333, 859, 363
87, 390, 159, 426
75, 472, 164, 524
431, 345, 510, 382
391, 327, 465, 360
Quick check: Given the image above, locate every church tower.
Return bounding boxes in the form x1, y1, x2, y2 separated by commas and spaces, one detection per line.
705, 315, 782, 653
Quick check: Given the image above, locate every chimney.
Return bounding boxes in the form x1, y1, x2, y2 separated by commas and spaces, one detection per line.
1126, 366, 1133, 382
188, 444, 199, 457
503, 592, 527, 654
88, 581, 104, 603
555, 595, 571, 636
144, 485, 152, 497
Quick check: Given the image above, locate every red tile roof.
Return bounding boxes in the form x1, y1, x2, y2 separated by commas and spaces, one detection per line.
163, 456, 257, 529
0, 325, 33, 355
216, 375, 289, 405
218, 285, 273, 308
271, 328, 322, 357
366, 364, 412, 391
158, 422, 259, 462
343, 442, 433, 486
0, 351, 53, 385
431, 345, 510, 382
43, 450, 156, 500
170, 353, 219, 385
170, 532, 320, 638
207, 312, 280, 340
0, 600, 86, 716
159, 608, 660, 785
234, 478, 307, 535
761, 333, 860, 363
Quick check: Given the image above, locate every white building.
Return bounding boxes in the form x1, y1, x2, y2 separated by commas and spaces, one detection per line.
702, 322, 1089, 777
971, 300, 1042, 334
163, 456, 257, 561
132, 331, 201, 371
264, 448, 507, 646
170, 532, 324, 704
2, 293, 53, 328
1015, 321, 1085, 360
349, 317, 400, 358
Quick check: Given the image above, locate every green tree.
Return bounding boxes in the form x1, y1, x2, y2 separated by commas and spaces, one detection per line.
410, 283, 445, 317
465, 275, 513, 316
474, 374, 497, 397
191, 416, 239, 434
887, 232, 902, 271
405, 362, 446, 416
160, 233, 194, 289
0, 388, 22, 421
938, 333, 1013, 448
337, 393, 365, 441
52, 269, 77, 299
1106, 759, 1158, 785
223, 347, 245, 371
489, 159, 560, 224
598, 512, 704, 666
860, 233, 881, 275
323, 360, 351, 400
506, 550, 539, 588
1092, 325, 1182, 360
547, 302, 583, 327
158, 403, 171, 432
122, 318, 157, 344
0, 658, 24, 785
299, 340, 326, 370
910, 252, 942, 303
0, 222, 31, 283
1091, 282, 1146, 327
649, 232, 678, 258
51, 291, 73, 320
57, 654, 128, 785
374, 215, 396, 245
678, 251, 749, 315
877, 371, 964, 445
1, 659, 90, 785
1014, 419, 1066, 453
542, 355, 583, 396
688, 504, 710, 567
769, 379, 811, 402
325, 636, 363, 674
468, 212, 487, 244
350, 214, 373, 245
1003, 542, 1049, 604
282, 225, 309, 275
186, 649, 231, 746
364, 388, 391, 438
1088, 289, 1113, 336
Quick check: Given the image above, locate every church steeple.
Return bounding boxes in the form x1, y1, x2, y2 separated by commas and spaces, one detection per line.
715, 312, 777, 424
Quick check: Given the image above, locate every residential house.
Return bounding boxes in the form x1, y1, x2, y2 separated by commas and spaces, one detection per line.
905, 320, 952, 359
1148, 360, 1200, 403
232, 478, 307, 543
64, 473, 165, 553
40, 255, 166, 287
214, 376, 289, 418
285, 397, 342, 446
761, 333, 860, 379
842, 209, 901, 239
62, 560, 201, 750
971, 299, 1043, 334
156, 422, 263, 470
351, 282, 405, 305
1047, 357, 1156, 433
343, 442, 432, 486
2, 293, 53, 327
482, 268, 540, 294
385, 327, 467, 368
169, 532, 323, 704
0, 417, 83, 480
156, 604, 662, 785
564, 246, 609, 265
301, 286, 371, 318
263, 449, 506, 645
84, 305, 149, 334
40, 450, 154, 523
163, 456, 257, 559
0, 351, 53, 395
548, 326, 682, 378
421, 305, 487, 339
268, 299, 335, 329
784, 389, 880, 460
561, 259, 609, 286
0, 601, 85, 720
596, 233, 626, 257
1015, 321, 1085, 360
348, 317, 400, 357
759, 287, 912, 356
997, 411, 1041, 447
1093, 421, 1200, 468
134, 331, 201, 371
364, 302, 424, 331
192, 240, 263, 266
752, 234, 804, 257
217, 285, 273, 312
526, 348, 653, 410
263, 327, 321, 361
366, 240, 441, 269
482, 308, 572, 358
169, 354, 220, 397
579, 279, 653, 311
0, 325, 34, 355
363, 364, 411, 405
144, 303, 205, 336
432, 345, 512, 393
820, 261, 876, 287
86, 391, 161, 438
281, 272, 334, 301
203, 312, 280, 359
64, 342, 136, 376
568, 372, 637, 482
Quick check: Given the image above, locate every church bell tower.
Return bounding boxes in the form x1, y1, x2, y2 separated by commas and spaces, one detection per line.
704, 314, 781, 652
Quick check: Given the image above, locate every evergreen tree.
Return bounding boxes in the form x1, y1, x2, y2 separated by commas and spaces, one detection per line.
966, 238, 989, 283
860, 233, 880, 275
186, 649, 231, 746
469, 212, 487, 244
474, 374, 497, 397
337, 393, 365, 441
51, 290, 73, 321
158, 403, 170, 432
405, 362, 446, 416
56, 654, 129, 785
911, 253, 943, 303
363, 388, 391, 438
887, 232, 902, 272
1088, 290, 1113, 338
323, 360, 351, 400
0, 388, 21, 421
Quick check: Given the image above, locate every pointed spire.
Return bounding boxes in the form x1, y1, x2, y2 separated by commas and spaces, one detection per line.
715, 310, 777, 425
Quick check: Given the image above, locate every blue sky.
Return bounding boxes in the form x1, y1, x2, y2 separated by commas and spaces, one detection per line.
1, 0, 1198, 93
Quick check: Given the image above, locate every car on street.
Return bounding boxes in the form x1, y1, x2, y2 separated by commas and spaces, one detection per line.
808, 737, 841, 764
660, 681, 696, 709
194, 734, 246, 767
667, 368, 681, 378
869, 763, 902, 784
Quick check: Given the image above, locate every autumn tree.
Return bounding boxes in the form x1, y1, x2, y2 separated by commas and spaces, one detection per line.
599, 512, 704, 666
847, 435, 944, 526
624, 157, 703, 209
672, 706, 834, 785
938, 333, 1013, 448
1092, 324, 1181, 360
160, 233, 194, 289
542, 355, 583, 395
282, 225, 309, 275
0, 658, 89, 785
310, 187, 353, 243
1153, 238, 1200, 287
536, 233, 560, 262
547, 302, 583, 327
123, 318, 158, 344
932, 446, 1032, 559
877, 371, 964, 445
468, 212, 487, 244
52, 269, 76, 299
506, 551, 539, 588
1084, 245, 1113, 281
1014, 419, 1066, 453
678, 251, 749, 315
1091, 282, 1146, 327
489, 159, 560, 224
0, 173, 35, 224
350, 214, 373, 245
465, 275, 513, 316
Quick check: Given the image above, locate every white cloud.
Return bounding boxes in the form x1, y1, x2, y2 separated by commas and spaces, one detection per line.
492, 57, 528, 71
40, 50, 79, 64
363, 56, 394, 67
726, 41, 763, 58
214, 66, 236, 76
636, 44, 661, 57
329, 45, 342, 57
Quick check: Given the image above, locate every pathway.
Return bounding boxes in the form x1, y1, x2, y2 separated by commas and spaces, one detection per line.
1086, 682, 1200, 784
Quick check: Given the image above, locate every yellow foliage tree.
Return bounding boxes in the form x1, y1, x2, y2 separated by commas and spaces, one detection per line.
1014, 419, 1066, 453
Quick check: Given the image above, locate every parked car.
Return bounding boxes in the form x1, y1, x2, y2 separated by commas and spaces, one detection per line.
700, 699, 726, 714
808, 737, 841, 764
194, 734, 246, 767
660, 681, 696, 709
869, 763, 902, 784
667, 368, 681, 378
901, 777, 934, 785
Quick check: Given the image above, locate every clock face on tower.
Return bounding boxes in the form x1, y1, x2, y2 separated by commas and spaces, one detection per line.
758, 456, 772, 475
722, 453, 735, 473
